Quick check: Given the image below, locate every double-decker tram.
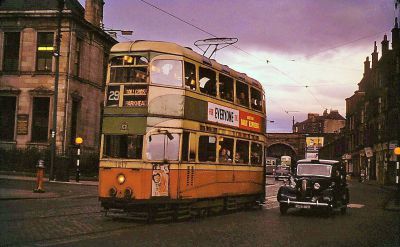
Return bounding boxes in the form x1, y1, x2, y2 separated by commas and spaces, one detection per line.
99, 41, 267, 220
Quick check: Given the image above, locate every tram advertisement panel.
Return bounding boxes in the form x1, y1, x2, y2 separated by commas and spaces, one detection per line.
151, 164, 169, 197
207, 102, 262, 132
239, 111, 261, 132
207, 102, 239, 127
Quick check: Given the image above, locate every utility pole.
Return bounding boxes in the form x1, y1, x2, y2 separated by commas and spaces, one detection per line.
50, 0, 64, 181
285, 110, 299, 133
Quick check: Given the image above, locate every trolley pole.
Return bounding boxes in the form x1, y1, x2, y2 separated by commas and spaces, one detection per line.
75, 137, 83, 183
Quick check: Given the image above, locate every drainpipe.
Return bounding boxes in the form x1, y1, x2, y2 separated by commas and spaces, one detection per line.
62, 20, 74, 155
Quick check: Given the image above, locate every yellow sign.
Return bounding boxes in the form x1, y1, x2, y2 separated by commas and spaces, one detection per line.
75, 137, 83, 145
306, 137, 324, 150
394, 147, 400, 155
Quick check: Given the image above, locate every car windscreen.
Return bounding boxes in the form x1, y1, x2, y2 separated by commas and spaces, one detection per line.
296, 164, 332, 177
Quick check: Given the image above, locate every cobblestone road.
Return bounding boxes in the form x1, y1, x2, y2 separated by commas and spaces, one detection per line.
8, 177, 396, 247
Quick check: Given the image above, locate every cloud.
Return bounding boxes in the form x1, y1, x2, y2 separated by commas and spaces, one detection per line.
94, 0, 394, 132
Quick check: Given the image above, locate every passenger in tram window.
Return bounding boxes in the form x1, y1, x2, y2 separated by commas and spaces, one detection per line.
226, 91, 233, 101
235, 152, 244, 163
185, 62, 196, 90
219, 148, 229, 162
238, 92, 247, 105
188, 73, 196, 90
251, 151, 261, 165
219, 147, 232, 163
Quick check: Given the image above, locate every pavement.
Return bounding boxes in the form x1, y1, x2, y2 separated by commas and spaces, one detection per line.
360, 177, 400, 212
0, 174, 98, 200
0, 173, 399, 211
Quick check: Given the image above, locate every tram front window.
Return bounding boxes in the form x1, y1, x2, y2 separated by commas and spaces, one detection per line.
151, 60, 183, 87
103, 135, 143, 159
147, 133, 180, 161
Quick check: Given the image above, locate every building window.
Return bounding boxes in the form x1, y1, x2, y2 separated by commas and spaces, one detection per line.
70, 100, 80, 144
0, 96, 17, 141
3, 32, 20, 71
73, 38, 82, 76
31, 97, 50, 142
36, 32, 54, 72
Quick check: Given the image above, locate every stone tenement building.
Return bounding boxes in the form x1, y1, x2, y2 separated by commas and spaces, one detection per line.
293, 109, 345, 134
0, 0, 117, 153
344, 19, 400, 185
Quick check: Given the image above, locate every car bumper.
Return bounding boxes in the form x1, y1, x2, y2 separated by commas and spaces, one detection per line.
279, 198, 330, 207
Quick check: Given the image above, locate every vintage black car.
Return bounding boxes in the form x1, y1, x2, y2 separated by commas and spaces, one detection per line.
277, 159, 349, 215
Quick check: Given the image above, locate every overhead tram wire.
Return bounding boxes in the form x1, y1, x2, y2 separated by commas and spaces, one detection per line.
305, 29, 390, 58
138, 0, 217, 38
136, 0, 340, 112
137, 0, 296, 115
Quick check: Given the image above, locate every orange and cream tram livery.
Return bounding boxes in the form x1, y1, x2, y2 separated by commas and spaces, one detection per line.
99, 41, 267, 220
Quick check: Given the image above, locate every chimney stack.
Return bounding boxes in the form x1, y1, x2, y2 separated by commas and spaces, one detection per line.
392, 17, 399, 50
371, 41, 378, 68
85, 0, 104, 28
363, 56, 370, 77
381, 34, 389, 55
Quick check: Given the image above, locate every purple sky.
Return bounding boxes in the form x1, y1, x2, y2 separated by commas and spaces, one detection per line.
83, 0, 394, 132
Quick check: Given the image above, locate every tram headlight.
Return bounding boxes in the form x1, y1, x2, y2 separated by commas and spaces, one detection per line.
117, 174, 126, 185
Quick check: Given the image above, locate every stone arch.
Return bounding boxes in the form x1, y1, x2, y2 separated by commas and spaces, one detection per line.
266, 142, 297, 160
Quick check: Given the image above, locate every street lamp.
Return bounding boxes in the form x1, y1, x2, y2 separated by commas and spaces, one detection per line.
103, 29, 133, 39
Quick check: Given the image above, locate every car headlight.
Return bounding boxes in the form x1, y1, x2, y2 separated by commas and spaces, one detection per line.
314, 183, 321, 190
117, 174, 126, 184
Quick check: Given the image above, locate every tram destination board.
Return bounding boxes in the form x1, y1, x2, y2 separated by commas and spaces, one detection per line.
123, 85, 148, 107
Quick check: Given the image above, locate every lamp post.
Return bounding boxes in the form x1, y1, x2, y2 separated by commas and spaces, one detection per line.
49, 0, 64, 181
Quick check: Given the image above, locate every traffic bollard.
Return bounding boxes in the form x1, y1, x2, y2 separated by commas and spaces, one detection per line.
75, 137, 83, 183
76, 146, 80, 183
33, 160, 45, 193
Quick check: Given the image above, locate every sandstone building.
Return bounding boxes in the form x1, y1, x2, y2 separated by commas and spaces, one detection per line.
344, 19, 400, 185
293, 109, 345, 134
0, 0, 117, 155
